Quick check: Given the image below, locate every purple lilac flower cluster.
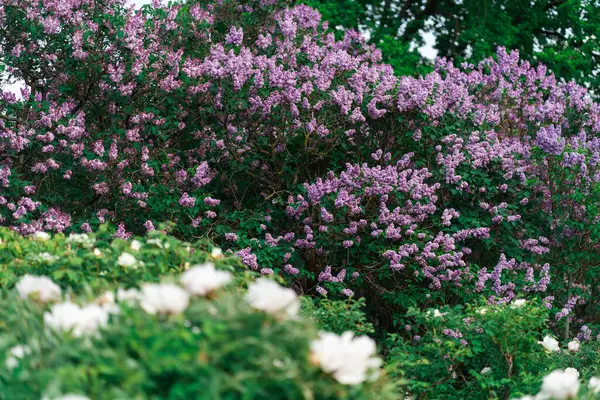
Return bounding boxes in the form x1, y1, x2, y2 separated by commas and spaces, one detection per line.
1, 0, 599, 323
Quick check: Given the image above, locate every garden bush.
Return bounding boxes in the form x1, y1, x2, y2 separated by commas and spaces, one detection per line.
0, 234, 396, 399
1, 0, 599, 321
2, 0, 600, 398
385, 299, 600, 399
0, 225, 233, 291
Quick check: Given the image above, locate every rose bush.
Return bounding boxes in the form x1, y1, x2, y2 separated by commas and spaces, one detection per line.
0, 239, 396, 399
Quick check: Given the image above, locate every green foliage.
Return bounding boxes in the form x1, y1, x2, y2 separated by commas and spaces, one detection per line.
302, 297, 375, 336
0, 232, 398, 399
0, 291, 395, 399
0, 226, 236, 292
2, 0, 600, 397
384, 299, 600, 399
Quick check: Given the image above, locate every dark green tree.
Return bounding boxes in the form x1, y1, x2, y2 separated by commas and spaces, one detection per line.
300, 0, 431, 76
302, 0, 600, 88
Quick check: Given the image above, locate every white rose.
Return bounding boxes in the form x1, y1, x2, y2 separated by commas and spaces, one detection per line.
67, 233, 87, 241
481, 367, 492, 375
180, 262, 232, 296
96, 291, 115, 306
510, 299, 526, 308
96, 291, 119, 314
66, 233, 95, 248
211, 247, 223, 259
44, 302, 109, 337
93, 248, 102, 257
33, 231, 50, 241
117, 252, 137, 268
567, 339, 580, 353
310, 331, 382, 385
538, 369, 580, 400
16, 275, 61, 303
130, 240, 142, 251
140, 283, 189, 315
147, 238, 167, 248
117, 288, 142, 304
245, 278, 300, 318
588, 377, 600, 394
44, 302, 85, 335
477, 308, 488, 315
5, 344, 30, 369
429, 309, 447, 318
539, 335, 560, 353
565, 368, 579, 378
74, 304, 110, 336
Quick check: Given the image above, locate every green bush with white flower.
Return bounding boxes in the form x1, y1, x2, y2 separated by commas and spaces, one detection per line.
8, 229, 600, 399
387, 299, 600, 399
0, 225, 233, 291
0, 230, 396, 399
514, 368, 600, 400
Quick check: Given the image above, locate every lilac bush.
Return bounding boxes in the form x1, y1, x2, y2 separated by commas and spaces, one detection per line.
1, 0, 600, 336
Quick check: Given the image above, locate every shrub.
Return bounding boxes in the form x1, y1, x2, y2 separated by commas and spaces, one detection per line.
386, 299, 600, 399
0, 250, 396, 399
386, 300, 548, 398
0, 225, 234, 291
2, 0, 599, 329
301, 296, 374, 336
